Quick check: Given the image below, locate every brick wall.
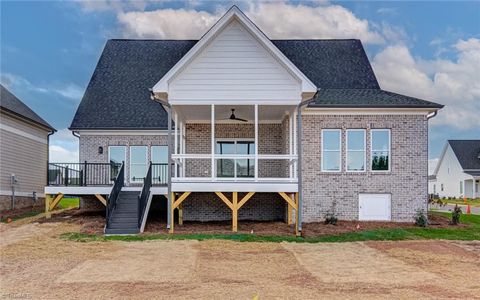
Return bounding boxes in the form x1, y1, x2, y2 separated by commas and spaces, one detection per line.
0, 195, 45, 211
301, 114, 428, 222
79, 134, 168, 185
182, 192, 286, 221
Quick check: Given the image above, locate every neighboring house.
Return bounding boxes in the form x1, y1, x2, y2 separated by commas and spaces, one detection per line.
429, 140, 480, 199
0, 85, 56, 210
45, 6, 443, 234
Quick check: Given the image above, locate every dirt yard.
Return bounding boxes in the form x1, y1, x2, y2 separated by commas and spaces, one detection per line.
1, 220, 479, 299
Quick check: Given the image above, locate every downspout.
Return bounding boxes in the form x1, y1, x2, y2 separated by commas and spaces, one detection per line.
150, 89, 172, 229
296, 93, 318, 235
425, 110, 438, 217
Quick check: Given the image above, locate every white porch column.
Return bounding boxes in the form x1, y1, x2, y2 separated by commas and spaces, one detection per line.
289, 112, 293, 180
182, 122, 186, 177
179, 120, 183, 178
174, 111, 178, 178
293, 108, 298, 179
254, 104, 259, 181
211, 104, 215, 180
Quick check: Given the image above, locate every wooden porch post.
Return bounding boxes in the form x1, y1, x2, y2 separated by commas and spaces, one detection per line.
45, 194, 52, 219
178, 203, 183, 225
169, 192, 175, 233
232, 192, 238, 232
295, 192, 300, 236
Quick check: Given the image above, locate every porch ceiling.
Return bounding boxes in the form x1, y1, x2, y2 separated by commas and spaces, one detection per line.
174, 104, 294, 123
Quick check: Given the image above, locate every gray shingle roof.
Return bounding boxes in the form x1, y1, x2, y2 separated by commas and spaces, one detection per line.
448, 140, 480, 170
309, 89, 444, 108
0, 84, 55, 130
70, 39, 442, 130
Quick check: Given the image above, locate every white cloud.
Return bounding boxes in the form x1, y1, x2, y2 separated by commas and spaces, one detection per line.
49, 129, 79, 163
372, 38, 480, 130
117, 2, 384, 43
0, 73, 48, 93
1, 73, 83, 102
49, 145, 79, 163
54, 84, 84, 100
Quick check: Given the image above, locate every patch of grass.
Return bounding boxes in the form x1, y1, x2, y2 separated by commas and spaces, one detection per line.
1, 210, 42, 223
58, 197, 79, 209
60, 212, 480, 244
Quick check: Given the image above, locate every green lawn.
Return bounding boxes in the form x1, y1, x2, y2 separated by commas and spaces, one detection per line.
58, 197, 79, 209
61, 212, 480, 243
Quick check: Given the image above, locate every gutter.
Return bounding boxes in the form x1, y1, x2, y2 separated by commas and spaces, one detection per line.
46, 129, 56, 185
425, 109, 439, 217
296, 94, 318, 236
149, 89, 173, 229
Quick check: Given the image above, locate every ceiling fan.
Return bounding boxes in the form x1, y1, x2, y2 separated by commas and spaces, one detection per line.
223, 109, 248, 122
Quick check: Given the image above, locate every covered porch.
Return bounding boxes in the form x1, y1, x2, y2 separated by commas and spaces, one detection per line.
167, 104, 300, 234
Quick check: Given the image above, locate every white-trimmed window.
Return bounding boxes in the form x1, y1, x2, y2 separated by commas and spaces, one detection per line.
371, 129, 391, 172
215, 139, 255, 178
130, 146, 148, 182
346, 129, 366, 172
151, 146, 168, 164
321, 129, 341, 172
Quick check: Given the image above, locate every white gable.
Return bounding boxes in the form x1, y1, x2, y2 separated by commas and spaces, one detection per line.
152, 6, 317, 105
170, 20, 300, 102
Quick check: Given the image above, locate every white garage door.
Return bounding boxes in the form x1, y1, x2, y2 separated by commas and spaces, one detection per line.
359, 194, 391, 221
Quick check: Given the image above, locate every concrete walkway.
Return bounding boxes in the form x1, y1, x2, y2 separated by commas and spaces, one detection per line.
430, 203, 480, 215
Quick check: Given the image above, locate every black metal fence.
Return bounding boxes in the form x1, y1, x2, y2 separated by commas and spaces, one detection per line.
138, 163, 152, 227
48, 162, 122, 186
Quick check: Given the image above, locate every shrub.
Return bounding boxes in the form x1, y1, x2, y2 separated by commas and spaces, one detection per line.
414, 209, 428, 227
324, 213, 338, 225
451, 205, 462, 225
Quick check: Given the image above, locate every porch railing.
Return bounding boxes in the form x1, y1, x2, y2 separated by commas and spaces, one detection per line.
106, 163, 124, 228
170, 154, 297, 182
48, 162, 122, 186
152, 163, 169, 185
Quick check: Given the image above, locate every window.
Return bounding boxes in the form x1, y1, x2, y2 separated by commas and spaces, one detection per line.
108, 146, 125, 180
130, 146, 148, 182
460, 181, 463, 194
321, 129, 341, 172
346, 130, 366, 171
371, 129, 391, 171
216, 140, 255, 178
151, 146, 168, 164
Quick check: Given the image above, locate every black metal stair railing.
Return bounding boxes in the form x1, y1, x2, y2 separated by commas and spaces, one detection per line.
138, 162, 153, 228
106, 162, 124, 228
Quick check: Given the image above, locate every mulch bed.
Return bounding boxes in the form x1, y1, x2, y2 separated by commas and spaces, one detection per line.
33, 209, 464, 237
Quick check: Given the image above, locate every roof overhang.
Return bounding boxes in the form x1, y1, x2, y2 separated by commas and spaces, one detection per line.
151, 6, 317, 103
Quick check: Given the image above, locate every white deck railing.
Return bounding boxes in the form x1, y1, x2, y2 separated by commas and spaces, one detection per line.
171, 153, 297, 182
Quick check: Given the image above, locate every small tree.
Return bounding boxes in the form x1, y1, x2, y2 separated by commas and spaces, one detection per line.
451, 205, 462, 225
324, 200, 338, 225
414, 209, 428, 227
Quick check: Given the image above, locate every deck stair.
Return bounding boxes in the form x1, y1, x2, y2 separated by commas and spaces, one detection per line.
105, 191, 140, 234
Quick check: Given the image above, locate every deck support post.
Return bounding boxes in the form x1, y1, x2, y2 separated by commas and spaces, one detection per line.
94, 194, 107, 206
169, 192, 175, 233
178, 203, 183, 225
287, 203, 293, 225
232, 192, 238, 232
45, 194, 52, 219
295, 192, 300, 236
278, 192, 299, 235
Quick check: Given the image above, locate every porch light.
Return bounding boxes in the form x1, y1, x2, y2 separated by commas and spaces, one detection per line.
98, 146, 103, 154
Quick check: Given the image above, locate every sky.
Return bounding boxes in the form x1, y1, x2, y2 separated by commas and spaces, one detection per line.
1, 0, 479, 172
